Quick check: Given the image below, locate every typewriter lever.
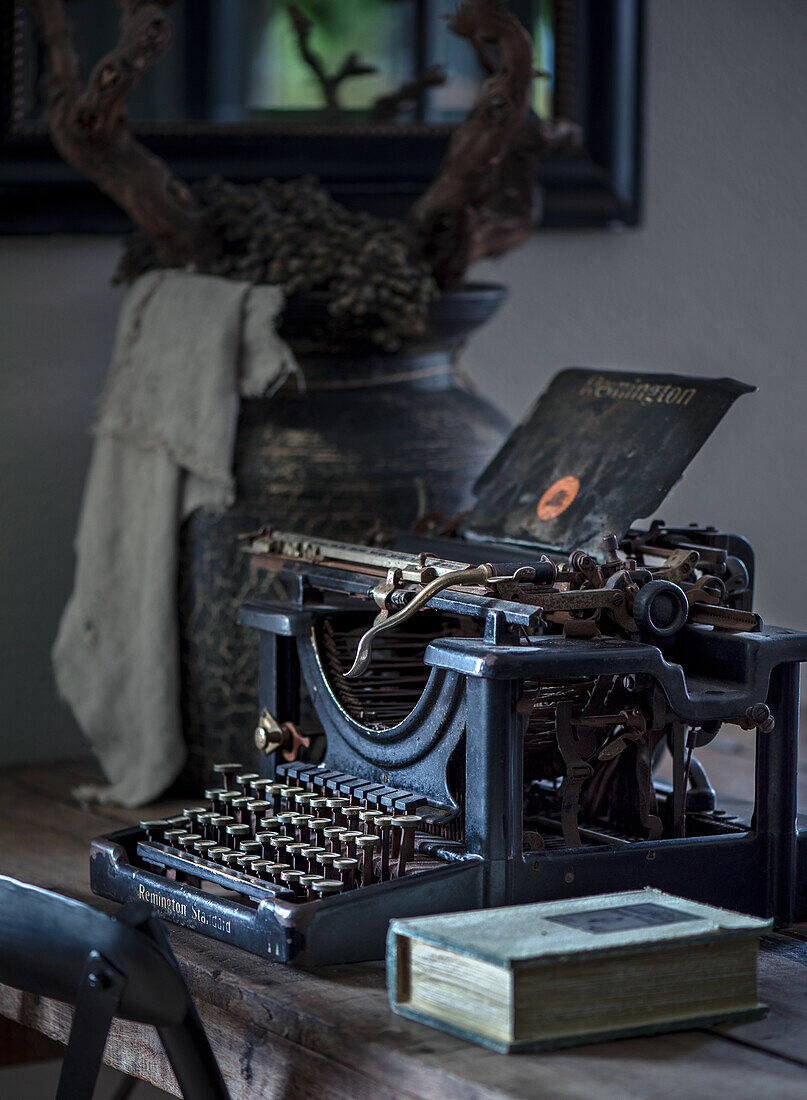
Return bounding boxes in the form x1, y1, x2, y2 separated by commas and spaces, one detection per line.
345, 563, 540, 679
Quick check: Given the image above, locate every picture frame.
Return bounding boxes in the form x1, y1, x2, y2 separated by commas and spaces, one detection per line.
0, 0, 643, 233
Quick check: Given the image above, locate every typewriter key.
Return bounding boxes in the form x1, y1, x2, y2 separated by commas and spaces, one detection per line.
316, 851, 339, 878
309, 797, 330, 814
286, 841, 308, 870
204, 787, 227, 811
217, 792, 238, 814
299, 874, 322, 900
340, 831, 364, 860
312, 879, 343, 898
263, 784, 286, 813
221, 852, 242, 868
230, 796, 252, 823
375, 816, 394, 880
270, 836, 294, 858
139, 819, 169, 842
392, 815, 421, 877
178, 833, 201, 853
225, 823, 251, 842
294, 814, 316, 842
301, 846, 326, 872
208, 846, 232, 863
247, 798, 272, 811
166, 815, 191, 827
212, 763, 242, 791
333, 857, 359, 890
280, 786, 305, 810
343, 805, 362, 830
239, 840, 262, 856
254, 860, 289, 883
277, 811, 298, 831
358, 809, 384, 833
238, 854, 262, 873
280, 869, 305, 897
211, 815, 235, 843
325, 797, 349, 825
356, 834, 381, 886
163, 828, 187, 845
309, 817, 331, 842
262, 862, 290, 883
255, 831, 279, 857
259, 815, 283, 833
294, 792, 317, 809
235, 772, 260, 792
196, 811, 218, 838
247, 799, 272, 831
193, 839, 217, 857
248, 778, 275, 796
323, 826, 347, 852
183, 807, 207, 824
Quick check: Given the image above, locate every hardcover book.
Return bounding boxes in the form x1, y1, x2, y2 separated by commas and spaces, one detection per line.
387, 889, 770, 1053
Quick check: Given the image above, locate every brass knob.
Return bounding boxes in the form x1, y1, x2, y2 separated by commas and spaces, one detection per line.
254, 709, 284, 755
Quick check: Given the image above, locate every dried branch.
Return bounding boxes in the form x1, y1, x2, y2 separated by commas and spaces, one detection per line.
24, 0, 217, 268
406, 0, 536, 288
369, 65, 447, 123
286, 4, 377, 118
465, 114, 582, 263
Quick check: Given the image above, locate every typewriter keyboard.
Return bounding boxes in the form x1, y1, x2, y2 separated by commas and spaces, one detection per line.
136, 760, 448, 905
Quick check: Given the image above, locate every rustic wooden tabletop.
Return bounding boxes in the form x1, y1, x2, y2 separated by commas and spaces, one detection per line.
2, 751, 807, 1099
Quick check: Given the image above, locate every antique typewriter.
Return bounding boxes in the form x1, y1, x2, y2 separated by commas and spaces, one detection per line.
91, 369, 807, 964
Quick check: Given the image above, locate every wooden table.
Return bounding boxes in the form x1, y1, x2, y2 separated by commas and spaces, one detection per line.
2, 757, 807, 1099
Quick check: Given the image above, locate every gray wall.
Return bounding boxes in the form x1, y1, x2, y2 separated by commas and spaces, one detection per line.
1, 240, 124, 762
467, 0, 807, 628
1, 0, 806, 765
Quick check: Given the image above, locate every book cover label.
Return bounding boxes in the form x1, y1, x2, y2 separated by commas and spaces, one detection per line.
545, 901, 701, 935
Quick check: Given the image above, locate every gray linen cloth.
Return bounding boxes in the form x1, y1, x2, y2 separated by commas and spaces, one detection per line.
54, 270, 298, 806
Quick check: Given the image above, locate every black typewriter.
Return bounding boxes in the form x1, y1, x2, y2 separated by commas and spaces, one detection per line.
91, 369, 807, 964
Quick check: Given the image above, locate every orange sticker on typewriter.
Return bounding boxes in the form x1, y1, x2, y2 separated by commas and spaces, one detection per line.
537, 476, 580, 520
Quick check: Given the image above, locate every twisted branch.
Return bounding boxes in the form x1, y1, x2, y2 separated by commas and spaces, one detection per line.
406, 0, 537, 287
24, 0, 218, 267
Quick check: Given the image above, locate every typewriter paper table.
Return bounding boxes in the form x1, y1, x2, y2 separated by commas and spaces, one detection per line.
2, 761, 807, 1100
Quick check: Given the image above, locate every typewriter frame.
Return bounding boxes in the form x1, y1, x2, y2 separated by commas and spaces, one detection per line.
250, 597, 807, 917
91, 366, 803, 964
91, 520, 807, 965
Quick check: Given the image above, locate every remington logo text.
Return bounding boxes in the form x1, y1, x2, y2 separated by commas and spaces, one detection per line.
138, 884, 187, 916
580, 376, 696, 407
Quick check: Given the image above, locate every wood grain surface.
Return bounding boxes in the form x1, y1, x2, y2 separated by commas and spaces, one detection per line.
1, 758, 807, 1099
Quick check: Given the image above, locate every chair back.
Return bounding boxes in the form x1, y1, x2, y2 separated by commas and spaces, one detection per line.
0, 875, 230, 1100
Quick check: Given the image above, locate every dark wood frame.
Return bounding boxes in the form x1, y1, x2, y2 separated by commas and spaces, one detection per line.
0, 0, 643, 234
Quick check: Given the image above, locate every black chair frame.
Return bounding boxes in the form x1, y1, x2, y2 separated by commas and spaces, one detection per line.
0, 875, 230, 1100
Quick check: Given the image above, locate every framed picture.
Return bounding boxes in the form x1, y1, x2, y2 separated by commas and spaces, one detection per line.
0, 0, 643, 233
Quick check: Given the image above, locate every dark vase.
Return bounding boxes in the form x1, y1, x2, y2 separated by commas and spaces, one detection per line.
177, 283, 511, 788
